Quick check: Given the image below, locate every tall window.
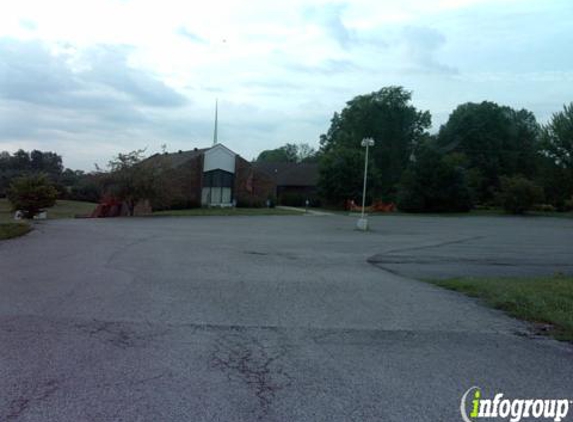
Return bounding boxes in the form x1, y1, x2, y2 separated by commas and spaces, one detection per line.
202, 169, 234, 205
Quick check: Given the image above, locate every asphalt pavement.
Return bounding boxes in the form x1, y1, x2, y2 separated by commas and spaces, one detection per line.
0, 214, 572, 421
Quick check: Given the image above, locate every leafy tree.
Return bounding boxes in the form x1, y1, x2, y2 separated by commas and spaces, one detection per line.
536, 156, 573, 210
30, 150, 63, 175
256, 143, 317, 163
496, 175, 544, 214
397, 146, 472, 213
319, 86, 431, 202
539, 103, 573, 208
296, 143, 319, 163
103, 149, 167, 215
257, 144, 297, 163
318, 147, 380, 205
7, 174, 58, 218
541, 103, 573, 170
437, 102, 540, 203
0, 149, 65, 197
69, 174, 102, 203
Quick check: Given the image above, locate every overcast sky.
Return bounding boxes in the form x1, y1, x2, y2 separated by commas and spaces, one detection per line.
1, 0, 572, 170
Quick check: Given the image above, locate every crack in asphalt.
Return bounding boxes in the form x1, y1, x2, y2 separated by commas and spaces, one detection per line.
210, 330, 292, 420
368, 255, 573, 267
380, 235, 485, 255
4, 379, 59, 421
74, 319, 169, 349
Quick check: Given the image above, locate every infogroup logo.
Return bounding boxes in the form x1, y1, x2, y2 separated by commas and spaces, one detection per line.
460, 387, 571, 422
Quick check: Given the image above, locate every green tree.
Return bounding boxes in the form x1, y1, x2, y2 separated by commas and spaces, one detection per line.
104, 149, 165, 216
397, 146, 472, 213
437, 102, 540, 203
0, 149, 65, 197
7, 174, 58, 218
256, 143, 317, 163
539, 103, 573, 208
318, 147, 380, 205
542, 103, 573, 170
319, 86, 431, 202
496, 175, 544, 214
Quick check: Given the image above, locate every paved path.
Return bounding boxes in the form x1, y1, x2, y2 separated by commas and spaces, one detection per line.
0, 215, 572, 421
276, 205, 335, 216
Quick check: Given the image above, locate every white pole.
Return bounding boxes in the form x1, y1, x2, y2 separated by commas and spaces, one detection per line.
361, 142, 369, 219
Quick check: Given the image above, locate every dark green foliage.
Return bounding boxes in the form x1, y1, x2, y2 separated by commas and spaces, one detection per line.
536, 156, 573, 210
538, 103, 573, 208
0, 223, 31, 240
69, 175, 102, 203
256, 143, 318, 163
496, 175, 544, 214
437, 102, 540, 203
0, 149, 99, 202
318, 147, 380, 205
541, 103, 573, 171
0, 149, 63, 197
318, 86, 431, 203
397, 146, 472, 213
7, 174, 58, 218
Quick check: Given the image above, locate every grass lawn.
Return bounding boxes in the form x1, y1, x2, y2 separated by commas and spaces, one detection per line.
0, 198, 97, 222
153, 207, 300, 217
429, 276, 573, 342
0, 198, 97, 240
41, 199, 97, 219
0, 222, 32, 240
363, 209, 573, 218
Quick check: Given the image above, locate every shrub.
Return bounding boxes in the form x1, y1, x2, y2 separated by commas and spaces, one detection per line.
7, 174, 58, 218
496, 175, 544, 214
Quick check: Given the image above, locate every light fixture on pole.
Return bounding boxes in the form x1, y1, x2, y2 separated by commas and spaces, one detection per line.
357, 137, 374, 231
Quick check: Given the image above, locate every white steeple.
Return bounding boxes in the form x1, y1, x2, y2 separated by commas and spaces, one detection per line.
213, 99, 218, 146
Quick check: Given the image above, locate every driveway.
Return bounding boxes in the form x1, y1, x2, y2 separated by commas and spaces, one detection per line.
0, 215, 572, 421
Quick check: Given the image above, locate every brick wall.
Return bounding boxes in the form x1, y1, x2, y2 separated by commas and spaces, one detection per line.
234, 156, 276, 207
151, 155, 204, 210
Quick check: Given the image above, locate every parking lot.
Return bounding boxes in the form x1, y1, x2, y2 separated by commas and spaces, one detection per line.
1, 215, 572, 421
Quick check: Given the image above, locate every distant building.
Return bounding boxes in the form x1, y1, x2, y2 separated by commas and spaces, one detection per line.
143, 143, 276, 208
254, 162, 320, 206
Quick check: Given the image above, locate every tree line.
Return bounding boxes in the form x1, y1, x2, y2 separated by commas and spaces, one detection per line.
3, 86, 572, 217
0, 149, 102, 203
315, 86, 572, 213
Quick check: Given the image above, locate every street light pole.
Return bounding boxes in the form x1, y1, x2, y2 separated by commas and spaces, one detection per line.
357, 138, 375, 230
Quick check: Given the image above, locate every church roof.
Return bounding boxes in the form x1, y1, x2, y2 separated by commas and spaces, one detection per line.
254, 162, 319, 187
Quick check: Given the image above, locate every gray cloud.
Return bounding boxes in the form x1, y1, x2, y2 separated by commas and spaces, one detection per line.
303, 3, 387, 51
82, 44, 188, 107
304, 3, 355, 49
399, 26, 458, 75
0, 37, 188, 165
0, 38, 81, 104
0, 38, 187, 109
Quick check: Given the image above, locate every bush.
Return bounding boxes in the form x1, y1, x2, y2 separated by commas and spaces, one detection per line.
7, 174, 58, 218
496, 175, 544, 214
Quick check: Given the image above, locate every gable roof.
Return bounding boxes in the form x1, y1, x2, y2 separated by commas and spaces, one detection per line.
143, 148, 208, 169
142, 143, 243, 170
254, 162, 319, 187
